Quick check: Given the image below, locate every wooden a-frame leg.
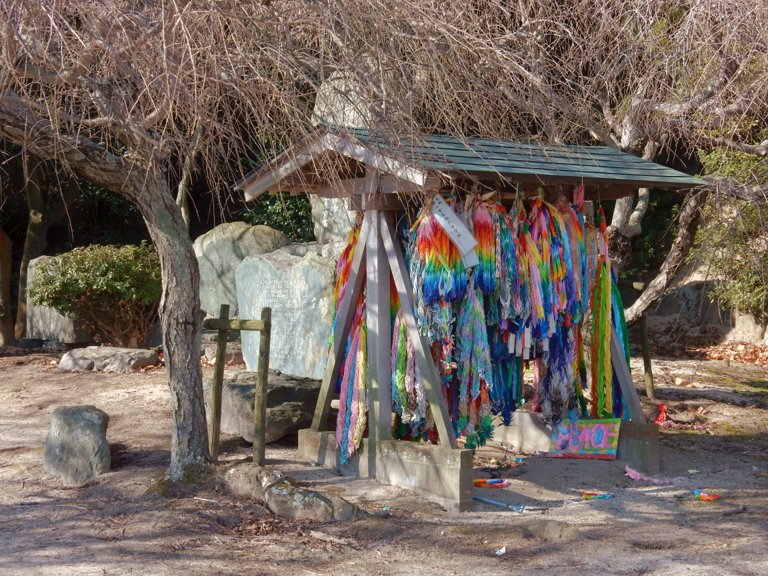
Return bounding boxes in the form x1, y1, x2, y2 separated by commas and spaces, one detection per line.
310, 217, 370, 431
611, 325, 645, 422
366, 211, 392, 442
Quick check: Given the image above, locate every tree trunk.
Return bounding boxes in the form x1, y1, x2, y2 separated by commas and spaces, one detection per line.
609, 141, 659, 242
15, 154, 48, 339
0, 95, 210, 479
624, 190, 710, 326
610, 195, 634, 231
132, 171, 210, 479
14, 156, 76, 340
0, 227, 13, 345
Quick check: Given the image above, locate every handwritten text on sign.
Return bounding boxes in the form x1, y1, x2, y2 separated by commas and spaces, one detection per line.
548, 419, 621, 460
430, 195, 479, 268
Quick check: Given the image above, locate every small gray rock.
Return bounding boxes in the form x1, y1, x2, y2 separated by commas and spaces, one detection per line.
264, 483, 335, 522
59, 346, 159, 372
43, 406, 110, 486
222, 463, 267, 500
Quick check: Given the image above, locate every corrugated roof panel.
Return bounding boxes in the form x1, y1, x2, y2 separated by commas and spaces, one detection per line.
348, 129, 705, 187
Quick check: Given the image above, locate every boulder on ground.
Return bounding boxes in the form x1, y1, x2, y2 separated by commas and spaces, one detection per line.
204, 371, 320, 443
646, 262, 768, 344
43, 406, 110, 486
221, 463, 365, 522
194, 222, 290, 317
237, 245, 337, 379
59, 346, 159, 372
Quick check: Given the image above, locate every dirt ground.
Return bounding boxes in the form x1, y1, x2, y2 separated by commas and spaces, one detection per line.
1, 341, 767, 576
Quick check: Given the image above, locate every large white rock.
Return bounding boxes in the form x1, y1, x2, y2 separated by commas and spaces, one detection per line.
237, 245, 337, 379
26, 256, 93, 344
309, 195, 356, 244
194, 222, 290, 317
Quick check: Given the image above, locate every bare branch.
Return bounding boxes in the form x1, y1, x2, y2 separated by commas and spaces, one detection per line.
176, 120, 204, 230
625, 189, 711, 325
697, 135, 768, 158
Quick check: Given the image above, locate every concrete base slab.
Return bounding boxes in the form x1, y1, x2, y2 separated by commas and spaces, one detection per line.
617, 421, 660, 474
493, 412, 660, 473
298, 429, 474, 512
298, 428, 373, 478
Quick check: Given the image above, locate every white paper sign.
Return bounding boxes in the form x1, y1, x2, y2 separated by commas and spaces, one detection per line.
430, 195, 478, 268
461, 248, 479, 268
522, 326, 531, 360
431, 195, 477, 254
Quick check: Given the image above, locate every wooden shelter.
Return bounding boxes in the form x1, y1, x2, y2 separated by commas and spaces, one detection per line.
235, 126, 705, 511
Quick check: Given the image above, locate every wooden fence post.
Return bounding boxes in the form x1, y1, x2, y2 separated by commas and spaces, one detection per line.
633, 282, 655, 400
209, 304, 230, 460
253, 307, 272, 466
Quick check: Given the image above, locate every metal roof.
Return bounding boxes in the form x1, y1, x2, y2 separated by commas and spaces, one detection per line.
235, 127, 705, 200
347, 128, 706, 189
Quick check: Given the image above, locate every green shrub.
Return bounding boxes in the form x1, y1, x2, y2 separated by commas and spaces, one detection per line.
691, 139, 768, 322
690, 199, 768, 323
28, 242, 161, 347
242, 193, 314, 242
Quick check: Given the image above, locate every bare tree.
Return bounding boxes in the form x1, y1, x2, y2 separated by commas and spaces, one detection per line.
0, 225, 11, 345
13, 155, 76, 339
0, 1, 765, 476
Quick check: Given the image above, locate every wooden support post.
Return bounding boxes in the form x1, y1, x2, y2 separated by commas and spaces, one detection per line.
311, 218, 370, 431
611, 325, 645, 423
380, 216, 458, 448
209, 304, 230, 460
253, 307, 272, 466
367, 210, 392, 442
633, 281, 655, 400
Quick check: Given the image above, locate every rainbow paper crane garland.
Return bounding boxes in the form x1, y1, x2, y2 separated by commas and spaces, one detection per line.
335, 300, 367, 464
330, 219, 369, 464
333, 188, 630, 456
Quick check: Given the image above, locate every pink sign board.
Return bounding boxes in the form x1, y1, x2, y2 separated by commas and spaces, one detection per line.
548, 418, 621, 460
